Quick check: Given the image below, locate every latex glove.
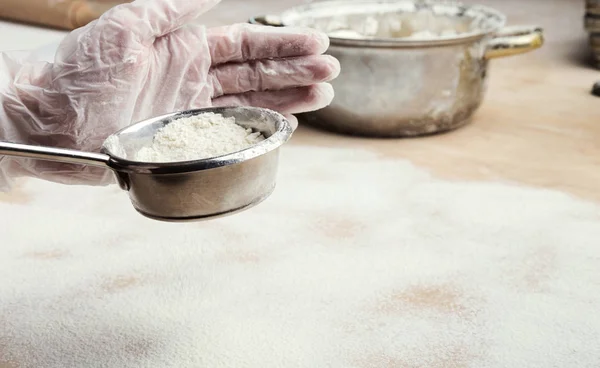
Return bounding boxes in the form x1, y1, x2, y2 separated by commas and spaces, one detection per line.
0, 0, 340, 190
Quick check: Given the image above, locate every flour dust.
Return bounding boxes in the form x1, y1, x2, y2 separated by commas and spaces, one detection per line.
0, 146, 599, 367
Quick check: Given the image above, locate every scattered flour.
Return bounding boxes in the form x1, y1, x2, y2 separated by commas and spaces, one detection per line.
134, 113, 265, 162
1, 146, 600, 367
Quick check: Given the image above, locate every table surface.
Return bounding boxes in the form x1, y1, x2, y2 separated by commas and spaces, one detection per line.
1, 1, 599, 367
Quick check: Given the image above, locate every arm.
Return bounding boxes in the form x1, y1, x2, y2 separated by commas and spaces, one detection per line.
0, 0, 339, 192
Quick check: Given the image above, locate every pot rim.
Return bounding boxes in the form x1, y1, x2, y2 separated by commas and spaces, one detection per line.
276, 0, 507, 48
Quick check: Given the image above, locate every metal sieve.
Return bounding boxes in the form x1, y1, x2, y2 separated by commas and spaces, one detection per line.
0, 107, 293, 221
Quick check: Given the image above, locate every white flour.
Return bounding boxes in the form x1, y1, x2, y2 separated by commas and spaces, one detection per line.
326, 16, 459, 40
328, 27, 457, 40
299, 6, 468, 40
405, 29, 458, 39
134, 113, 265, 162
1, 147, 600, 367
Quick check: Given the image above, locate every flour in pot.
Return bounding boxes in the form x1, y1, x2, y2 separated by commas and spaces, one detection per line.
134, 113, 265, 162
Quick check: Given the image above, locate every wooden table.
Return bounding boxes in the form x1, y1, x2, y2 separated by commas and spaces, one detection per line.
192, 0, 600, 201
1, 0, 597, 201
0, 2, 599, 367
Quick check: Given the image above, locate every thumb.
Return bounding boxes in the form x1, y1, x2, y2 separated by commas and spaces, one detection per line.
103, 0, 221, 41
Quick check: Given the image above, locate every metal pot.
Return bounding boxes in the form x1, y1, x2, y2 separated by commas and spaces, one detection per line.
250, 0, 543, 137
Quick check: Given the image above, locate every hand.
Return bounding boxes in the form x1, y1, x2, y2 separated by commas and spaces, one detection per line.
0, 0, 339, 189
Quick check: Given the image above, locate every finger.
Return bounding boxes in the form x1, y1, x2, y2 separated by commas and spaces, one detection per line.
209, 55, 340, 97
99, 0, 221, 42
137, 24, 213, 116
211, 83, 334, 115
207, 23, 330, 65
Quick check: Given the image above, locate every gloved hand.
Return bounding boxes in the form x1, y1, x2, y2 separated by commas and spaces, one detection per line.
0, 0, 340, 190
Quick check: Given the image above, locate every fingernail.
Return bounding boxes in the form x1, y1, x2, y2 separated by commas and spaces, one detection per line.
324, 55, 341, 79
317, 83, 335, 105
313, 30, 330, 51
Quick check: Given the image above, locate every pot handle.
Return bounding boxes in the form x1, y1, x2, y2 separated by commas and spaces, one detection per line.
484, 26, 544, 60
248, 15, 284, 27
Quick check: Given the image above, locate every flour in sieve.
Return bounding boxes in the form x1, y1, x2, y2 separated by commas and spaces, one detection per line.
134, 113, 265, 162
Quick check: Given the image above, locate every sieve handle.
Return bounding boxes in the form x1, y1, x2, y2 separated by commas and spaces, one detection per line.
0, 141, 111, 168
